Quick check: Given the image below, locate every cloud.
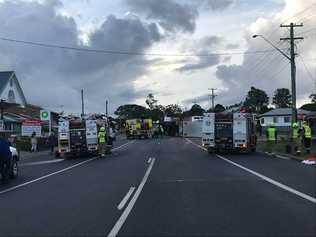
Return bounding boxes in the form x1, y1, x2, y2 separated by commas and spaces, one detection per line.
213, 0, 316, 106
203, 0, 234, 10
176, 36, 223, 72
125, 0, 198, 33
0, 0, 162, 114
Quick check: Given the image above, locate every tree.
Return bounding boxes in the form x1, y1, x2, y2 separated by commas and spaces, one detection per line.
243, 87, 269, 114
165, 104, 182, 117
214, 104, 225, 113
145, 93, 158, 110
272, 88, 292, 108
301, 103, 316, 111
183, 104, 205, 117
310, 93, 316, 104
114, 104, 149, 119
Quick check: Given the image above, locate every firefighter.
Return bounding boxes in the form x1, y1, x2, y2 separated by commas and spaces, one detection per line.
302, 121, 312, 154
292, 122, 301, 155
98, 127, 107, 157
266, 123, 277, 153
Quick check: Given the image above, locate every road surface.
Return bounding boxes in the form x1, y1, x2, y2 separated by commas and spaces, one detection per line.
1, 137, 315, 236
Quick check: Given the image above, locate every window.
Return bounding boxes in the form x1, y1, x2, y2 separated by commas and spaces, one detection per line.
273, 117, 278, 124
284, 116, 291, 123
260, 118, 264, 124
8, 89, 16, 103
10, 78, 13, 87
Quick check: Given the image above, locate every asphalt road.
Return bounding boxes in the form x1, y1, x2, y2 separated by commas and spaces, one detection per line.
0, 137, 315, 237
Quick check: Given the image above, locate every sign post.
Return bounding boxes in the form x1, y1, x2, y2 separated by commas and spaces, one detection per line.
40, 110, 51, 135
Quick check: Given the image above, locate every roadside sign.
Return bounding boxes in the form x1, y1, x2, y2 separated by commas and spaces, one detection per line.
22, 119, 42, 137
40, 110, 51, 121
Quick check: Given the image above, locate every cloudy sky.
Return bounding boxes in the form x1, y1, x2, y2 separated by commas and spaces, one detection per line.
0, 0, 315, 115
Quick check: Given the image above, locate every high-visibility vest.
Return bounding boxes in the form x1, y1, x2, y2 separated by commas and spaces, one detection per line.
292, 127, 299, 139
267, 127, 276, 141
98, 131, 106, 143
303, 125, 312, 138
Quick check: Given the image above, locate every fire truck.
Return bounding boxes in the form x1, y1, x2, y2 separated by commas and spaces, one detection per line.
56, 118, 99, 158
202, 112, 256, 153
126, 118, 153, 139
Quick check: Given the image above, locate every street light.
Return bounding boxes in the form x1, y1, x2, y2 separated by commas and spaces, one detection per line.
252, 35, 290, 60
253, 33, 297, 146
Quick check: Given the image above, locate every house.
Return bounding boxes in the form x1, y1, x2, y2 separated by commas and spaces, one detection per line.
0, 71, 58, 136
0, 71, 27, 107
258, 108, 312, 132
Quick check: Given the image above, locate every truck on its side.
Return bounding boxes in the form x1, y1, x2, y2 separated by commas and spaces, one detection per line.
56, 118, 99, 158
202, 112, 256, 153
126, 119, 153, 139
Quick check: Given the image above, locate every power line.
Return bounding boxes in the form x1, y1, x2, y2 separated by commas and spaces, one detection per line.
0, 36, 282, 57
298, 55, 315, 82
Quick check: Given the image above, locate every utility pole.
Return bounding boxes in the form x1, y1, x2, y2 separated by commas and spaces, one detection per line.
81, 89, 85, 119
280, 23, 304, 124
208, 88, 217, 111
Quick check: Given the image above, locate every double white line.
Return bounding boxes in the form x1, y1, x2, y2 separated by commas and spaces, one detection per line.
108, 158, 156, 237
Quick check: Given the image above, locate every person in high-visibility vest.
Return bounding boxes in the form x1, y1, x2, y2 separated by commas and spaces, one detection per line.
266, 123, 277, 153
302, 121, 312, 154
98, 127, 107, 157
292, 122, 301, 155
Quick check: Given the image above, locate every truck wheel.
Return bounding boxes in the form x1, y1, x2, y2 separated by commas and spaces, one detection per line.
10, 157, 18, 179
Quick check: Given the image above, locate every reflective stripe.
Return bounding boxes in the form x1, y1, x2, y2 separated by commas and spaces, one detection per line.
267, 127, 276, 141
303, 125, 312, 138
98, 132, 106, 143
292, 128, 299, 139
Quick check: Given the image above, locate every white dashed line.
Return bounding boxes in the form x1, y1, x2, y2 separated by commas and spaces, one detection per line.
108, 158, 156, 237
117, 187, 135, 210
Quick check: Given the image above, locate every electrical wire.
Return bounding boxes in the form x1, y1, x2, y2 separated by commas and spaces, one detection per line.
298, 55, 315, 82
0, 36, 284, 57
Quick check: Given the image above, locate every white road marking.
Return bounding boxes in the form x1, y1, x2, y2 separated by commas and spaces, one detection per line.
216, 154, 316, 204
107, 158, 156, 237
0, 158, 97, 195
185, 138, 316, 204
185, 138, 207, 151
147, 157, 152, 163
117, 187, 135, 210
275, 155, 290, 160
0, 141, 133, 195
20, 159, 65, 166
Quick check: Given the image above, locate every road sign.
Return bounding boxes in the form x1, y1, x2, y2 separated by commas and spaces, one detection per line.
40, 110, 51, 121
22, 119, 42, 137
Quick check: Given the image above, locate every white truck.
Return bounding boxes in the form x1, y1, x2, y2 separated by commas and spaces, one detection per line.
202, 112, 256, 153
56, 119, 98, 158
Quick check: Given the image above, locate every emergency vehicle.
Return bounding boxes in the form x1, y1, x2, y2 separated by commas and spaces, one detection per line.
56, 118, 99, 158
202, 112, 256, 153
126, 118, 153, 139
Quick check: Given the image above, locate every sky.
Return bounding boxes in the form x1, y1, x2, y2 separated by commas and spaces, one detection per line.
0, 0, 315, 115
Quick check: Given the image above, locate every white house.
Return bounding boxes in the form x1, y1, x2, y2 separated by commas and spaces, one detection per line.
259, 108, 311, 129
0, 71, 27, 107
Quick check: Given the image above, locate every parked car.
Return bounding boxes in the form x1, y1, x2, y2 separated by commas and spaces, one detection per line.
0, 146, 19, 183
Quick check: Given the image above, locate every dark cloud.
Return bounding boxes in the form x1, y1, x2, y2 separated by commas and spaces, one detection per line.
0, 0, 162, 114
126, 0, 198, 33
